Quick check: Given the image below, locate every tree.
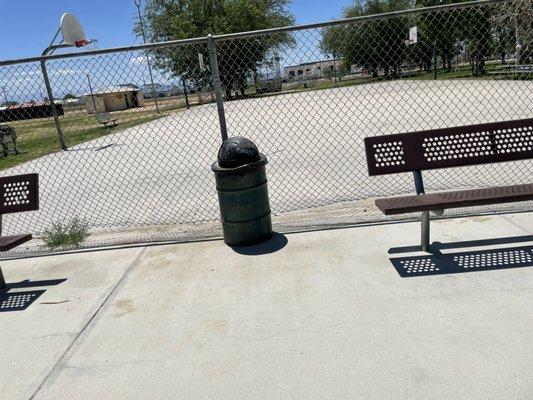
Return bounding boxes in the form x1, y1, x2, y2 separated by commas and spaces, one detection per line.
461, 5, 493, 76
415, 0, 461, 72
495, 0, 533, 65
137, 0, 295, 99
413, 0, 497, 76
321, 0, 412, 79
493, 14, 515, 65
404, 28, 434, 72
63, 93, 77, 100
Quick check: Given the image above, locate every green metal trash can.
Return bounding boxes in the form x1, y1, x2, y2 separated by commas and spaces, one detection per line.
212, 137, 272, 246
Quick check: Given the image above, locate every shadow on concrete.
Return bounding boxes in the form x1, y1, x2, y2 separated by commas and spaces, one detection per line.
231, 232, 288, 255
388, 235, 533, 255
389, 235, 533, 277
0, 278, 67, 312
3, 278, 67, 290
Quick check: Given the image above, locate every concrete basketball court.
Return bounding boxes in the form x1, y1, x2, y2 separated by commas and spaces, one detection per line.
3, 80, 533, 246
1, 211, 532, 399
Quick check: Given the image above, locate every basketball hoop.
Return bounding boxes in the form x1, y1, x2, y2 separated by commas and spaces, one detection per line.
60, 13, 90, 47
40, 12, 94, 151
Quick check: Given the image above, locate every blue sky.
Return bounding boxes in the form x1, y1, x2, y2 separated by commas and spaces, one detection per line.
0, 0, 354, 103
0, 0, 352, 60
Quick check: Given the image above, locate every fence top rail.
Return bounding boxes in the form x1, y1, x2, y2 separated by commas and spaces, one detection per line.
0, 0, 507, 67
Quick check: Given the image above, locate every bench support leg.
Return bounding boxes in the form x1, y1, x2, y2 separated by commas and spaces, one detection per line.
421, 211, 430, 252
0, 266, 5, 290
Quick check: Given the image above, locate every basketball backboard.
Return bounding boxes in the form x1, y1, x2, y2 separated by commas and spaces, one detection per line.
60, 13, 89, 47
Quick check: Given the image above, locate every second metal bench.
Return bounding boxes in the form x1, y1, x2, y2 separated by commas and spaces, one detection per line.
364, 118, 533, 252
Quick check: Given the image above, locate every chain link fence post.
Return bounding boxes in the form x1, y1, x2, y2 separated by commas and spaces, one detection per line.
207, 34, 228, 142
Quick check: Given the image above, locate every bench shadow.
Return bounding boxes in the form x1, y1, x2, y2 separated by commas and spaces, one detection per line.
389, 235, 533, 277
0, 278, 67, 312
231, 232, 288, 255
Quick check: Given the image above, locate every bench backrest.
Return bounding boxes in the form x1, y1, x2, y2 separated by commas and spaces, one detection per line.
0, 174, 39, 214
364, 118, 533, 176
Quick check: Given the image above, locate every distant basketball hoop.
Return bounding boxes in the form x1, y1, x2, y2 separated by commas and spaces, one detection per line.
60, 13, 90, 47
41, 12, 95, 151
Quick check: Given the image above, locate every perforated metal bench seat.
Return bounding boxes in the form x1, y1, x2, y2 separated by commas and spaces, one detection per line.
375, 183, 533, 215
0, 234, 32, 251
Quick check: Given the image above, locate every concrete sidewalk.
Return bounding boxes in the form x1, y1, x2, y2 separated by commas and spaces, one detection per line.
1, 212, 532, 399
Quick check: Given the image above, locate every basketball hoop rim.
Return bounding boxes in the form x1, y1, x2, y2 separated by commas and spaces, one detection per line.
74, 39, 90, 48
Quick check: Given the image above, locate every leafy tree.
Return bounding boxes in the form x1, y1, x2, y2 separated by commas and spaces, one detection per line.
137, 0, 295, 99
415, 0, 499, 76
415, 0, 461, 72
492, 14, 515, 65
462, 5, 493, 76
321, 0, 412, 79
496, 0, 532, 65
404, 28, 434, 72
63, 93, 77, 100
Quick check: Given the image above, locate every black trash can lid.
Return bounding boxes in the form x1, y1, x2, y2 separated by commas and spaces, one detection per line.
212, 153, 267, 175
217, 136, 260, 168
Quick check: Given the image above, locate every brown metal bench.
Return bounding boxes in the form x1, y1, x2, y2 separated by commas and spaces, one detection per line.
364, 118, 533, 252
0, 174, 39, 289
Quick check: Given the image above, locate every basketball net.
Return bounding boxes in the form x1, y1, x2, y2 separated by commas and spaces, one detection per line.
74, 39, 90, 47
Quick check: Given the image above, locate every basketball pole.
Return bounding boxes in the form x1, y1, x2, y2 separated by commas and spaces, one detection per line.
207, 34, 228, 142
134, 0, 160, 114
39, 13, 95, 151
40, 41, 70, 151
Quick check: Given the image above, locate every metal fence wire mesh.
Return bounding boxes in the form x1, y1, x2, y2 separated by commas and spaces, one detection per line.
0, 0, 531, 257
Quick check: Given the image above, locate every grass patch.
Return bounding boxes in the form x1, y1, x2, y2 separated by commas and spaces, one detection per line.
42, 217, 89, 249
0, 106, 182, 171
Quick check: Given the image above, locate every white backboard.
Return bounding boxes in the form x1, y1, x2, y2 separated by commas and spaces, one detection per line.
198, 53, 206, 71
61, 13, 88, 47
409, 26, 418, 45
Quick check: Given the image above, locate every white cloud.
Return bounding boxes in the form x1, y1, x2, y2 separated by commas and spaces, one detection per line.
130, 55, 153, 65
49, 68, 77, 76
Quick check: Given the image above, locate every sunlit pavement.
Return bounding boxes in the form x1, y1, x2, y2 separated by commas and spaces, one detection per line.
1, 211, 532, 399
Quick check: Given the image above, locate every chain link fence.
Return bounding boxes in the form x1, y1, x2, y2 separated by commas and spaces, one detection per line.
0, 0, 531, 257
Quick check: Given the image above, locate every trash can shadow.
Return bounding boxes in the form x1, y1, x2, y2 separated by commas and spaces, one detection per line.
231, 232, 288, 255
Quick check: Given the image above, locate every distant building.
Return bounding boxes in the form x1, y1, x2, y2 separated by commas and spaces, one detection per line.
84, 86, 145, 114
284, 60, 342, 81
166, 84, 184, 97
118, 83, 140, 90
0, 101, 64, 122
62, 97, 85, 107
141, 83, 166, 98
